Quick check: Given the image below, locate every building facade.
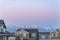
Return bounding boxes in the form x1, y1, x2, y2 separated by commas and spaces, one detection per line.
15, 29, 51, 40
39, 32, 50, 40
0, 20, 7, 40
51, 28, 60, 40
0, 20, 15, 40
1, 20, 60, 40
16, 29, 39, 40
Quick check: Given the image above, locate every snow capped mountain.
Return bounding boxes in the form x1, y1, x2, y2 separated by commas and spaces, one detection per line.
38, 26, 54, 32
6, 25, 54, 32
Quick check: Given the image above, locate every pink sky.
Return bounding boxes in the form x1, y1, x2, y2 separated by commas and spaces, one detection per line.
1, 5, 58, 32
0, 0, 60, 31
0, 5, 57, 25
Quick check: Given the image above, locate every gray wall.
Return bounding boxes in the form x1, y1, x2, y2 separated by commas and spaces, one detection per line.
39, 39, 50, 40
39, 34, 50, 40
51, 38, 60, 40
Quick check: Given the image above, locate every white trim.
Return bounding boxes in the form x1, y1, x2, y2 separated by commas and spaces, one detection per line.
5, 36, 7, 40
52, 33, 57, 37
31, 33, 36, 37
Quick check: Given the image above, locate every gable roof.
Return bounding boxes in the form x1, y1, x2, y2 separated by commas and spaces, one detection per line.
51, 28, 60, 34
0, 20, 6, 28
56, 28, 60, 33
17, 29, 29, 33
17, 29, 38, 33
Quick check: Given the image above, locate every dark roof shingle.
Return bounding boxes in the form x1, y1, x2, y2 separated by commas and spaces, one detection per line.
0, 20, 6, 28
17, 29, 38, 33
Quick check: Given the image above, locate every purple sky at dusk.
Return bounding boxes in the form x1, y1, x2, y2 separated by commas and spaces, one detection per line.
0, 0, 60, 32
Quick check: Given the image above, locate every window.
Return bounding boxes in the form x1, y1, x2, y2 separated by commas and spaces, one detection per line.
0, 25, 3, 29
45, 35, 49, 39
0, 25, 3, 32
8, 37, 15, 40
53, 34, 56, 36
39, 36, 42, 39
42, 35, 45, 39
0, 24, 6, 32
0, 29, 1, 32
52, 33, 57, 37
31, 33, 36, 37
22, 33, 27, 38
0, 28, 6, 32
1, 29, 3, 32
0, 28, 3, 32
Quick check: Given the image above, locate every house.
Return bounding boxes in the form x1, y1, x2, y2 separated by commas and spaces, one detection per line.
51, 28, 60, 40
0, 20, 7, 40
39, 32, 50, 40
0, 20, 15, 40
15, 29, 39, 40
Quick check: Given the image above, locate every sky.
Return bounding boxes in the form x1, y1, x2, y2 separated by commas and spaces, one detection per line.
0, 0, 60, 32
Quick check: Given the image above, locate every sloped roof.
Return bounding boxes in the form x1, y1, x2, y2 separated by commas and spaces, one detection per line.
0, 20, 6, 28
0, 31, 11, 34
39, 32, 50, 34
56, 29, 60, 33
51, 28, 60, 34
17, 29, 38, 33
0, 31, 15, 36
17, 29, 29, 33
